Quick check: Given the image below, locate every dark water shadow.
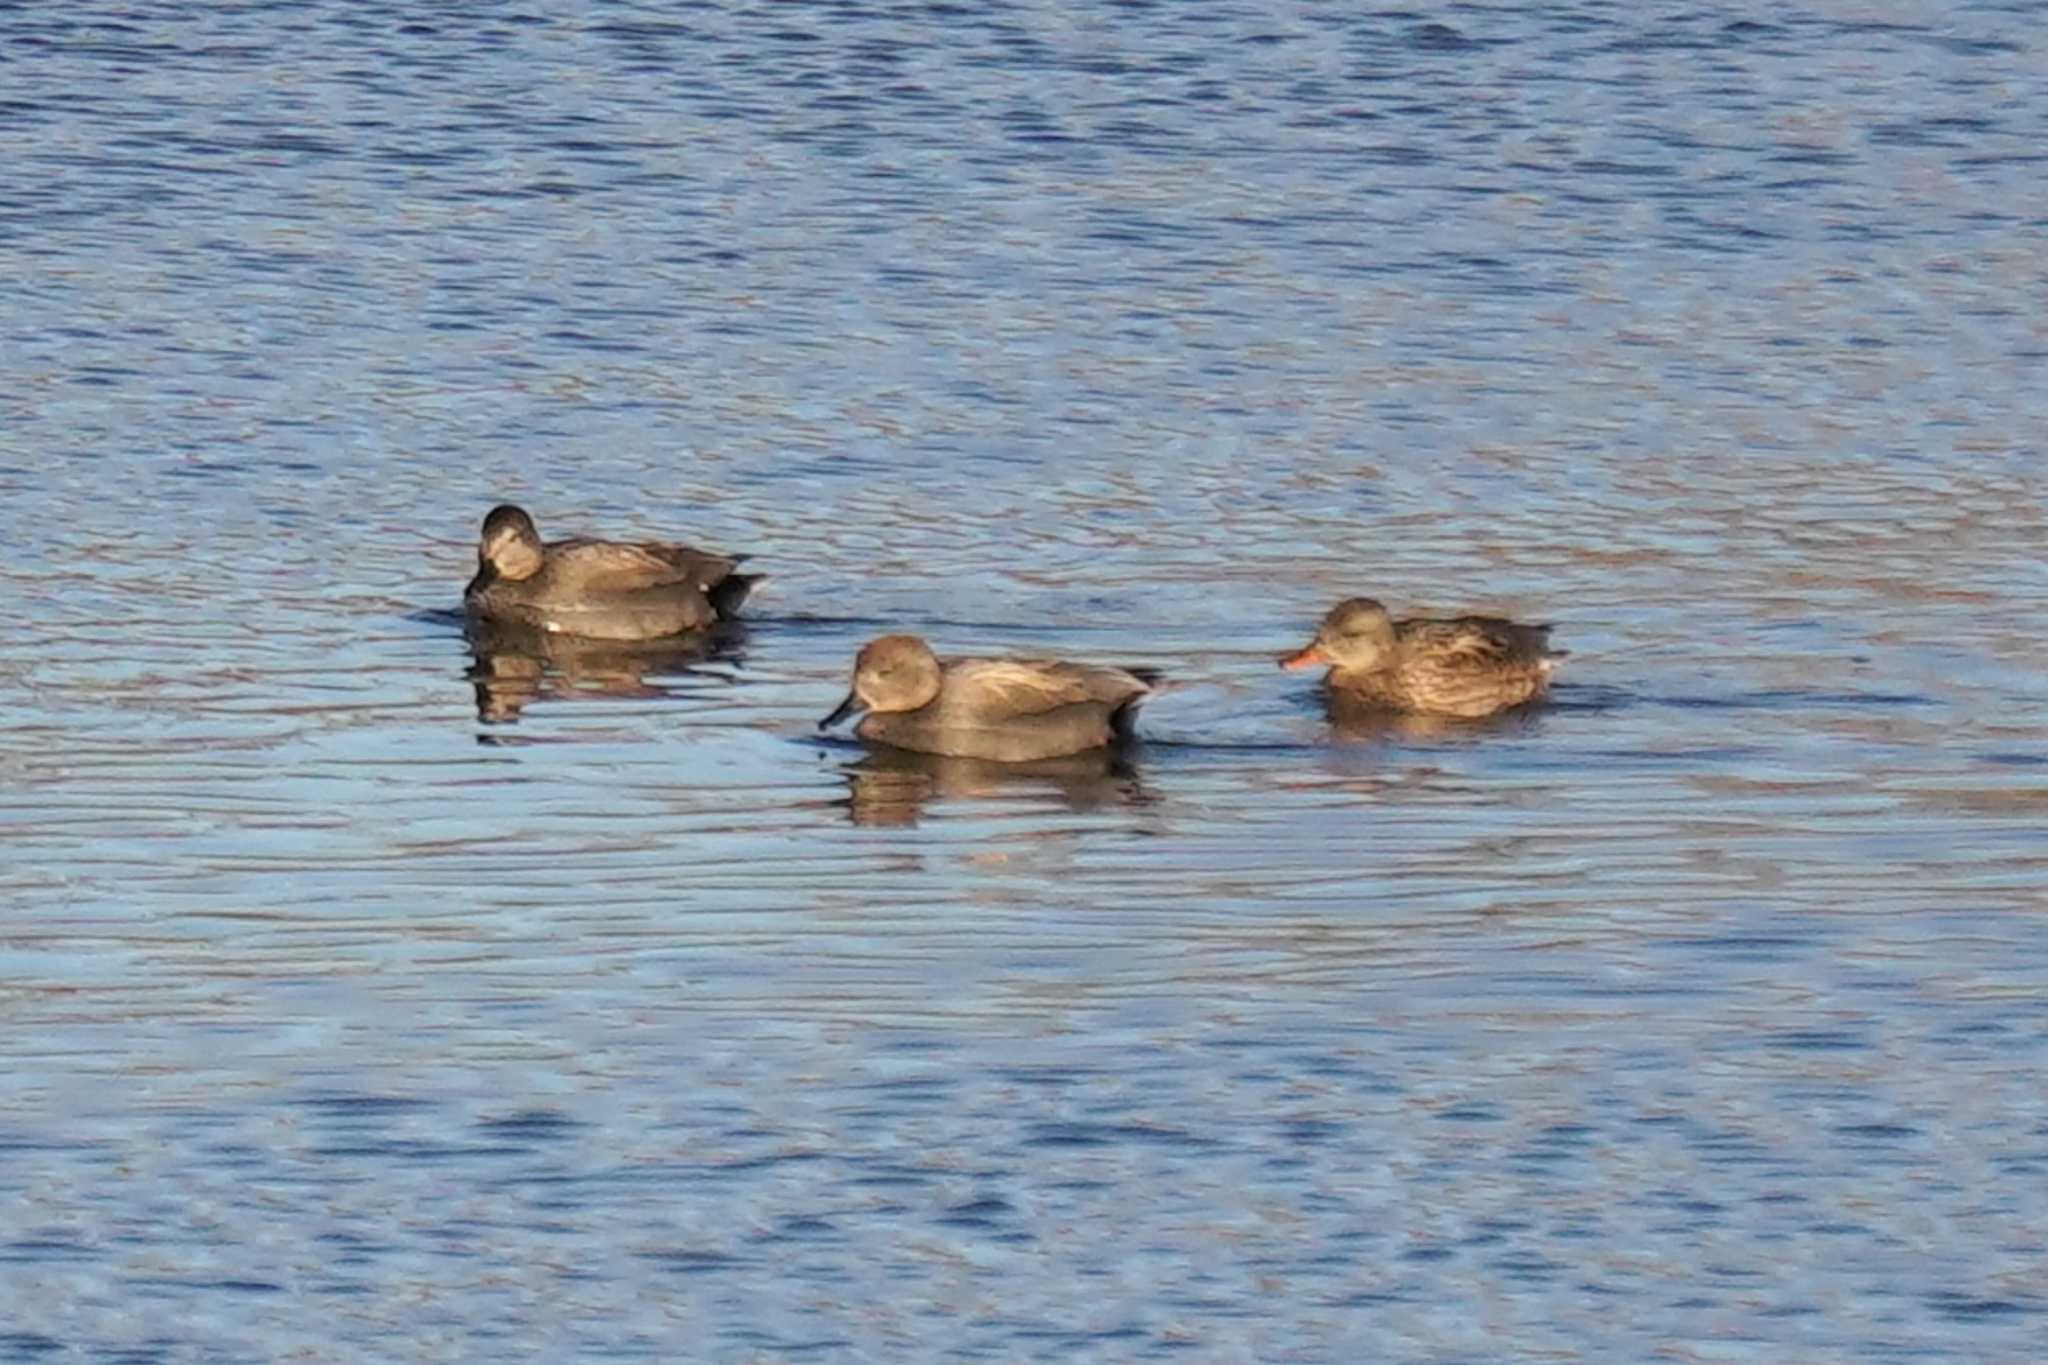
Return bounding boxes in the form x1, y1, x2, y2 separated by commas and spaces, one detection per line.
1647, 687, 1935, 711
410, 605, 468, 629
1540, 681, 1632, 714
465, 618, 750, 724
830, 742, 1156, 827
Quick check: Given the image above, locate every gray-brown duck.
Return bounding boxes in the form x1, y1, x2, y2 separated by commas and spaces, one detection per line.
1280, 597, 1561, 718
463, 504, 757, 641
820, 634, 1156, 761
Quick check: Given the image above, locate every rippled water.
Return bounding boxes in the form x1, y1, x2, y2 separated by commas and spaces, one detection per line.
6, 0, 2048, 1357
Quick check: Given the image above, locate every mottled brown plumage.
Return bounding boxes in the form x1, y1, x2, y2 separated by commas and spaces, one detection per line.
820, 634, 1156, 761
463, 504, 757, 641
1280, 597, 1561, 718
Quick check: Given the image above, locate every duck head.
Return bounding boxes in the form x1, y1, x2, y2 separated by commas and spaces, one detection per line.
820, 634, 944, 728
1279, 597, 1398, 672
477, 504, 545, 582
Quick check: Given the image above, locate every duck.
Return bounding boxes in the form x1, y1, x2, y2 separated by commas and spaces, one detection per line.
819, 634, 1157, 761
463, 504, 758, 641
1279, 597, 1561, 718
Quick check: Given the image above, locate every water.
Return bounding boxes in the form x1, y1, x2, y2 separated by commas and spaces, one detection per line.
5, 0, 2047, 1358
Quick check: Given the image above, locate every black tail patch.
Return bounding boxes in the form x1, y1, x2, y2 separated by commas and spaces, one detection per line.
711, 572, 764, 618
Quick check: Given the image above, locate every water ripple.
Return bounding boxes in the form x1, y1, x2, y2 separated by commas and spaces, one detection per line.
4, 0, 2048, 1358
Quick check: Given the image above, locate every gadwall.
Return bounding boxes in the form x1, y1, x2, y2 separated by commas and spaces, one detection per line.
463, 504, 758, 641
1280, 597, 1561, 718
819, 634, 1157, 761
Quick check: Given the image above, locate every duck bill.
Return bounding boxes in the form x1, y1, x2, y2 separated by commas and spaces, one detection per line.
1278, 642, 1331, 671
819, 691, 867, 730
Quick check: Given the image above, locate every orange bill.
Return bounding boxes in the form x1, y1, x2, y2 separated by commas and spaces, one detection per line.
1277, 643, 1330, 671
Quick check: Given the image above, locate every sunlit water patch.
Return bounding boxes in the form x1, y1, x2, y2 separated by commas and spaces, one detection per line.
5, 0, 2048, 1358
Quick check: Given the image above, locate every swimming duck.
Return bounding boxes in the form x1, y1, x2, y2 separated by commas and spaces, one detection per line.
1279, 597, 1561, 718
463, 504, 758, 641
820, 634, 1157, 761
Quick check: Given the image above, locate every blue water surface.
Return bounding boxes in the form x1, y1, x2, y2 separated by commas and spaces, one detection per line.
4, 1, 2048, 1359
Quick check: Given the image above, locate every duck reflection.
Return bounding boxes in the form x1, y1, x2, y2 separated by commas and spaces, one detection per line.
837, 745, 1154, 827
466, 619, 748, 724
1321, 688, 1546, 742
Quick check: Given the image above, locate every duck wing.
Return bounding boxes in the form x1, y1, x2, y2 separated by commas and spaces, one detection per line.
1396, 616, 1556, 671
943, 658, 1153, 719
544, 538, 744, 594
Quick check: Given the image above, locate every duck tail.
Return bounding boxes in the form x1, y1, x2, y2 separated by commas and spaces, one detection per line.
1110, 690, 1151, 742
1122, 665, 1166, 691
1525, 622, 1567, 666
710, 571, 764, 618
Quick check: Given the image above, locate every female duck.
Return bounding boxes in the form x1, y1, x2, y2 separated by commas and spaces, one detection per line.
464, 504, 758, 641
820, 634, 1156, 762
1280, 597, 1561, 718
